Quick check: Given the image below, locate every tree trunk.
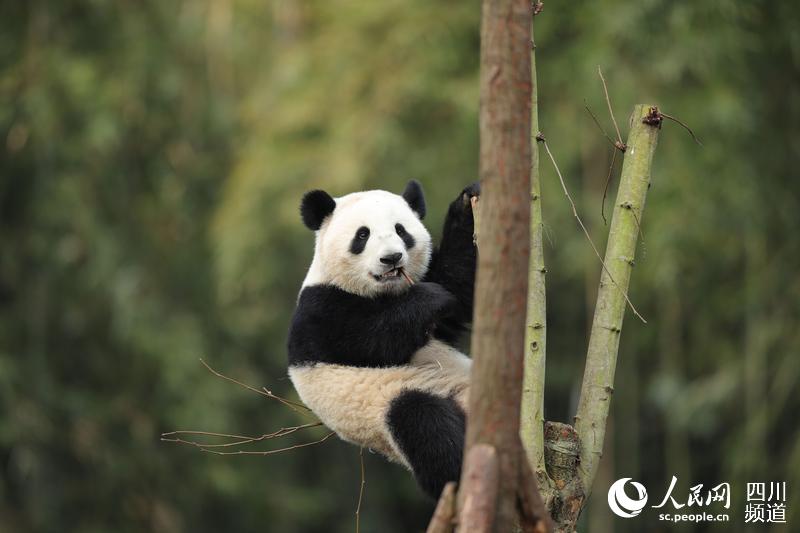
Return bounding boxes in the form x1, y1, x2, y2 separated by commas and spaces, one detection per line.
457, 0, 533, 530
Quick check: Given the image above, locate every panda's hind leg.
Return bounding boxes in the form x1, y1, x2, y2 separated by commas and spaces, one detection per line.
386, 389, 466, 499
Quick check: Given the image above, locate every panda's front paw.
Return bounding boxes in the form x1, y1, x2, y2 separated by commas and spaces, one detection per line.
444, 181, 480, 227
461, 181, 481, 204
454, 182, 481, 213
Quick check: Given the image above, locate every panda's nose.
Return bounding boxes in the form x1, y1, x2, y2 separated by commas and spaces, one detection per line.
380, 252, 403, 266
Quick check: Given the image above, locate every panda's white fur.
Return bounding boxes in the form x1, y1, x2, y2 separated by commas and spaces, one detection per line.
289, 340, 471, 467
288, 181, 478, 497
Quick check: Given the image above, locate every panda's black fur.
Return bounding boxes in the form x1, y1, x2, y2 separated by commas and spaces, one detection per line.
288, 181, 479, 498
288, 283, 457, 368
387, 390, 467, 498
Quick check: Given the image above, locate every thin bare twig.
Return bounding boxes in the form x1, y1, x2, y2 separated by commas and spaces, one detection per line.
161, 422, 323, 448
542, 139, 647, 323
627, 203, 647, 258
601, 147, 619, 225
197, 431, 336, 456
661, 112, 703, 146
355, 447, 366, 533
400, 267, 415, 285
162, 362, 330, 459
262, 386, 314, 415
584, 102, 619, 152
598, 66, 623, 145
198, 358, 313, 418
542, 222, 555, 248
588, 68, 626, 223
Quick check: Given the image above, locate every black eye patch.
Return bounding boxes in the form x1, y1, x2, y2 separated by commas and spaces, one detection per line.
349, 226, 370, 254
395, 223, 415, 249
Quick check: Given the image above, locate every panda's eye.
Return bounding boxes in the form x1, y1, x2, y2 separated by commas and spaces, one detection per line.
349, 226, 370, 255
396, 223, 416, 249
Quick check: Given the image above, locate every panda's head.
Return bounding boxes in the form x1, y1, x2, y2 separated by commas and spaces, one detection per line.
300, 180, 432, 298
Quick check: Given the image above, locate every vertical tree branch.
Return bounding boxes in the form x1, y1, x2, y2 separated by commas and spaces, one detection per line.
574, 104, 661, 495
520, 4, 549, 487
457, 0, 533, 529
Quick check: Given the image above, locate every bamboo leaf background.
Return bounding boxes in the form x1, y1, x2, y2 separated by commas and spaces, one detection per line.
1, 1, 798, 531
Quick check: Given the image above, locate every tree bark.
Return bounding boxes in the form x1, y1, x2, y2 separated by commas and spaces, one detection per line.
574, 104, 661, 496
518, 445, 555, 533
457, 0, 533, 529
457, 445, 500, 533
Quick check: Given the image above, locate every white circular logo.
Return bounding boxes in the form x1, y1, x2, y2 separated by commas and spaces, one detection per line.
607, 478, 648, 518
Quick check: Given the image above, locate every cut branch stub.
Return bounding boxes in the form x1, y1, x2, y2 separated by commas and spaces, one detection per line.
427, 482, 457, 533
574, 104, 661, 498
543, 422, 579, 489
542, 422, 585, 531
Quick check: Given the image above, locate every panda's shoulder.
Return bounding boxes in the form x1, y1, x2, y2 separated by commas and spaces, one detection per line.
298, 283, 345, 302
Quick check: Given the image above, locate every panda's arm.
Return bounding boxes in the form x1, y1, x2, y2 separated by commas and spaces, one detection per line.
288, 284, 456, 368
423, 183, 479, 343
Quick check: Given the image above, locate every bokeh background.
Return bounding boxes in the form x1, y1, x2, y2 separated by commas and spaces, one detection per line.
1, 1, 798, 532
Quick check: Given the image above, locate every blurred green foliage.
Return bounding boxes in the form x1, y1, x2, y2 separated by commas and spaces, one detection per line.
1, 1, 798, 532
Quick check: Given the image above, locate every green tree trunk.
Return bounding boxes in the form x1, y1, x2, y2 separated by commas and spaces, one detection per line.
520, 9, 549, 486
574, 104, 661, 495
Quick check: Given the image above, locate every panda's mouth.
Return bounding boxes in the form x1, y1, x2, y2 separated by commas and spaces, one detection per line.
372, 267, 414, 286
373, 267, 403, 282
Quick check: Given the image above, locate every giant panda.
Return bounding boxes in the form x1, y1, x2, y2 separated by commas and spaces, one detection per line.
287, 180, 480, 498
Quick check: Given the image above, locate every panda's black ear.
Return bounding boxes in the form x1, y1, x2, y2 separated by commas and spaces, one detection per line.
402, 180, 426, 220
300, 190, 336, 230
